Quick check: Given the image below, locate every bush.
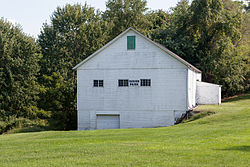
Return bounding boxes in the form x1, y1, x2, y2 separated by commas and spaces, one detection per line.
0, 116, 48, 134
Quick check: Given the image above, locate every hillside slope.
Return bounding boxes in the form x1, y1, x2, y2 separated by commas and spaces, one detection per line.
0, 95, 249, 167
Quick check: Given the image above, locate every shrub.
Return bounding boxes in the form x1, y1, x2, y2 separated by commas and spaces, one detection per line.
0, 116, 48, 134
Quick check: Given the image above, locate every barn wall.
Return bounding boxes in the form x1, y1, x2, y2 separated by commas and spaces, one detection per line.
196, 81, 221, 105
77, 69, 187, 111
77, 30, 189, 130
78, 30, 186, 70
187, 69, 202, 109
78, 110, 174, 130
77, 68, 187, 129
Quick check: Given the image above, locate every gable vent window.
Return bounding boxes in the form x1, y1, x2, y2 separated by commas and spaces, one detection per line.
118, 79, 129, 87
140, 79, 151, 86
127, 36, 136, 50
93, 80, 103, 87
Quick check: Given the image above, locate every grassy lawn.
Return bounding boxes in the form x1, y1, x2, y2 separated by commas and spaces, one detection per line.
0, 95, 249, 167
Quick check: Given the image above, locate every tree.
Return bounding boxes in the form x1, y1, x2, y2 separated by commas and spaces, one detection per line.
188, 0, 248, 96
38, 3, 110, 130
0, 19, 41, 120
146, 10, 169, 39
151, 0, 195, 63
152, 0, 249, 97
103, 0, 151, 38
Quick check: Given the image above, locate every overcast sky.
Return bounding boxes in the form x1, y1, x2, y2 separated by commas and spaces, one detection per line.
0, 0, 180, 38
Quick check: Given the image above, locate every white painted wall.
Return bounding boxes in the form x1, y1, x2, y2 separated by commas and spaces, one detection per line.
77, 30, 189, 130
78, 30, 186, 70
196, 81, 221, 105
187, 69, 196, 109
187, 69, 202, 109
196, 73, 202, 81
79, 110, 174, 130
77, 69, 187, 111
77, 68, 187, 129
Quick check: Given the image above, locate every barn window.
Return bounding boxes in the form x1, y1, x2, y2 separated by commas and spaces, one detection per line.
127, 36, 135, 50
93, 80, 103, 87
140, 79, 151, 86
118, 79, 129, 87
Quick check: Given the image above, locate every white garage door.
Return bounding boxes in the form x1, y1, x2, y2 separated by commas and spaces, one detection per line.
96, 115, 120, 129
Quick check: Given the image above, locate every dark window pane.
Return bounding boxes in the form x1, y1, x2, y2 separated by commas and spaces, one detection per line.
99, 80, 103, 87
118, 80, 122, 86
118, 79, 128, 87
93, 80, 98, 87
124, 80, 128, 86
140, 79, 151, 86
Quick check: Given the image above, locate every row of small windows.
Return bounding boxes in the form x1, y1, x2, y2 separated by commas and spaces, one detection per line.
93, 79, 151, 87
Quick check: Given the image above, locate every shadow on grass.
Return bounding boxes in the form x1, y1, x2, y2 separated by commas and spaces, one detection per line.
222, 94, 250, 103
218, 145, 250, 152
182, 111, 216, 123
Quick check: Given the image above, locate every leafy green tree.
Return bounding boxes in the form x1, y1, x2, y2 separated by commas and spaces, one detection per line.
38, 72, 75, 130
152, 0, 249, 96
151, 0, 195, 62
188, 0, 248, 96
39, 4, 110, 77
0, 19, 42, 120
238, 1, 250, 93
103, 0, 151, 38
146, 10, 169, 39
38, 4, 110, 130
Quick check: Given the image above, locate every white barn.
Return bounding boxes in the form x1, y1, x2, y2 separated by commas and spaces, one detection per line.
73, 27, 221, 130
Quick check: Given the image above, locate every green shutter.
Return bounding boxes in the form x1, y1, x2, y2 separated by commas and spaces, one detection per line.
127, 36, 135, 50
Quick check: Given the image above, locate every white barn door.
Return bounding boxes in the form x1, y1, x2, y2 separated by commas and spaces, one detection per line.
96, 115, 120, 129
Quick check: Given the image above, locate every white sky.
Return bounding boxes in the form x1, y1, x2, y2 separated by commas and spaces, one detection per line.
0, 0, 180, 38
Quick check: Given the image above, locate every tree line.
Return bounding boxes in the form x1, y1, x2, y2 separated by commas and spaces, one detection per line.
0, 0, 249, 133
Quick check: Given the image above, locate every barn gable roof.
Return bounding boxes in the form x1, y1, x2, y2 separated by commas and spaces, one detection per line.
73, 27, 201, 73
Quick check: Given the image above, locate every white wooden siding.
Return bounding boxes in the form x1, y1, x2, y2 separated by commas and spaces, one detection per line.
196, 81, 221, 105
78, 110, 174, 130
187, 69, 199, 109
78, 31, 186, 70
77, 69, 187, 111
77, 30, 192, 130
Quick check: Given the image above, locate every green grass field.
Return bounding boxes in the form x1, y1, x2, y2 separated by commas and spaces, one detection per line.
0, 95, 249, 167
